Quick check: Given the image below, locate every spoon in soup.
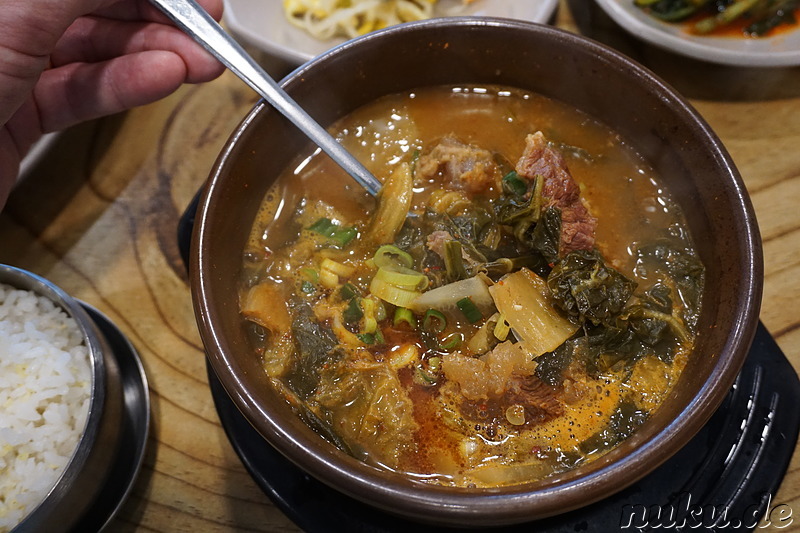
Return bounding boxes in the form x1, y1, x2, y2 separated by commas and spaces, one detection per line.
149, 0, 384, 197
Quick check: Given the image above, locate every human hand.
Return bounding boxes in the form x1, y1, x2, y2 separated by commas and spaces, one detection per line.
0, 0, 225, 209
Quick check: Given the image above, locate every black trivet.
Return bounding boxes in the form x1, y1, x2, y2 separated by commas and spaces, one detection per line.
179, 194, 800, 533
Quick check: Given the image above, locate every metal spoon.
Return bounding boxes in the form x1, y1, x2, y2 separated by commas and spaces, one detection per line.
149, 0, 383, 197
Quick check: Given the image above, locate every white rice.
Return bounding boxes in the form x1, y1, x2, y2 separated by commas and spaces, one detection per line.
0, 282, 91, 532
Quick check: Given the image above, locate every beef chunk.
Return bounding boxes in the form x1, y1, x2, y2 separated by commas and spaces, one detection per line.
560, 202, 597, 255
416, 135, 500, 194
506, 374, 565, 426
455, 374, 564, 441
425, 230, 454, 259
515, 132, 597, 256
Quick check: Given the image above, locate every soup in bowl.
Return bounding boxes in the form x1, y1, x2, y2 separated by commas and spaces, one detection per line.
192, 18, 762, 525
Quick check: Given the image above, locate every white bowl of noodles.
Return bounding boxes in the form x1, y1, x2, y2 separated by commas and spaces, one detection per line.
223, 0, 559, 65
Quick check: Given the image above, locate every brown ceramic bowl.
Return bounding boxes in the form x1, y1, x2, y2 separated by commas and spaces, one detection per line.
191, 18, 762, 526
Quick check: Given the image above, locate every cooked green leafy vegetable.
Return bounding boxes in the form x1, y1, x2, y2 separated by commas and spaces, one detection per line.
635, 236, 705, 329
580, 400, 648, 455
634, 0, 800, 36
547, 249, 637, 326
286, 302, 341, 399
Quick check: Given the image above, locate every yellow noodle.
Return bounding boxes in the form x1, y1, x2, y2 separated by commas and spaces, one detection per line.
283, 0, 474, 40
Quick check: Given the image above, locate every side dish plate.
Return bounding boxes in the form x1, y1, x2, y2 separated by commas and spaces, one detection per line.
223, 0, 559, 65
595, 0, 800, 67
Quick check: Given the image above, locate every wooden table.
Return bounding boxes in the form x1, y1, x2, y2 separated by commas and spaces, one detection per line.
2, 2, 799, 531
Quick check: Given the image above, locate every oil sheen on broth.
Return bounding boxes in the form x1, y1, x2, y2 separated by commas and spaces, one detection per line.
239, 85, 705, 488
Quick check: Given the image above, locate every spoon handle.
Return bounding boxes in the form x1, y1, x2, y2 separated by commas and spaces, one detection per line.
149, 0, 383, 197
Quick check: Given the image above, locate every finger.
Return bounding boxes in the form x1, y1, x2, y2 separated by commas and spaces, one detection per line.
0, 0, 222, 61
34, 50, 206, 132
0, 1, 72, 125
51, 16, 223, 82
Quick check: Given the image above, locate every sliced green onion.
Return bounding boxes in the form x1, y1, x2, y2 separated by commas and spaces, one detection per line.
300, 281, 315, 294
372, 298, 387, 321
428, 356, 441, 372
444, 240, 468, 281
357, 332, 374, 344
320, 258, 355, 278
369, 277, 420, 308
393, 307, 416, 328
308, 217, 358, 247
358, 329, 385, 345
457, 296, 483, 323
319, 268, 338, 289
482, 256, 542, 278
439, 332, 463, 351
373, 244, 414, 269
308, 217, 336, 235
505, 404, 526, 426
502, 170, 527, 197
300, 267, 319, 284
415, 365, 438, 385
339, 282, 360, 300
493, 314, 510, 341
362, 297, 378, 334
332, 226, 358, 247
374, 265, 427, 290
343, 298, 363, 324
422, 309, 447, 333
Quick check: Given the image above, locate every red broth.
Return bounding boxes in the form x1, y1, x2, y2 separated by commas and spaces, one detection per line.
239, 85, 704, 487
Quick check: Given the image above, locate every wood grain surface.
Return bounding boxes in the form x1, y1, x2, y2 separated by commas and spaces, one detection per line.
1, 2, 798, 531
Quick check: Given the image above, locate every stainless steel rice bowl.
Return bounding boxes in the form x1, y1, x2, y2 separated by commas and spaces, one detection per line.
0, 264, 124, 533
